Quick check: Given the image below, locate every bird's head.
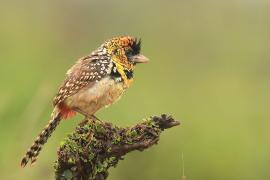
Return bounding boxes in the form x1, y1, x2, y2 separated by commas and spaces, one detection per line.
104, 36, 149, 71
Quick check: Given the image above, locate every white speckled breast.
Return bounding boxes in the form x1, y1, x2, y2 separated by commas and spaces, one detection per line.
65, 77, 127, 116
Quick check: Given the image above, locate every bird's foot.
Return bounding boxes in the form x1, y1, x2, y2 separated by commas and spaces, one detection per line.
89, 115, 101, 122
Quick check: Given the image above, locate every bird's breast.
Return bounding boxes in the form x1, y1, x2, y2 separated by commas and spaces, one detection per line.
65, 77, 127, 115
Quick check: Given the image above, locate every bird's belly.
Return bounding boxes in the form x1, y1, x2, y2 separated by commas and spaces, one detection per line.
66, 77, 126, 115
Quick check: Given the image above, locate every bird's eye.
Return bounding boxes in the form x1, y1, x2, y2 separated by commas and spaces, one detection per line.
125, 50, 133, 58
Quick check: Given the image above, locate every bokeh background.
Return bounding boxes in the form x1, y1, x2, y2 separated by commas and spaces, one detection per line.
1, 0, 270, 179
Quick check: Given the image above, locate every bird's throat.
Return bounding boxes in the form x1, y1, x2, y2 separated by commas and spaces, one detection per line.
110, 60, 134, 87
114, 62, 133, 87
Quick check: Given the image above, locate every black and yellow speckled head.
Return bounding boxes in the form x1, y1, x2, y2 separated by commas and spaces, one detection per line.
104, 36, 148, 70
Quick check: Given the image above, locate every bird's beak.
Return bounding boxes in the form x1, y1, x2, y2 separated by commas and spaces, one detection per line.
131, 54, 149, 63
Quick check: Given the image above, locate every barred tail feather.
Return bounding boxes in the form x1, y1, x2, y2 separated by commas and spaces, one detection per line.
21, 111, 62, 167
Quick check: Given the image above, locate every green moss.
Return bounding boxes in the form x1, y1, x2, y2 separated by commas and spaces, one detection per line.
127, 129, 138, 138
62, 170, 73, 180
67, 157, 75, 164
112, 135, 121, 144
55, 115, 176, 179
94, 123, 106, 134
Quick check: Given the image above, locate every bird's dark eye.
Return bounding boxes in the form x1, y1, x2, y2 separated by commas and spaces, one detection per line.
125, 50, 134, 58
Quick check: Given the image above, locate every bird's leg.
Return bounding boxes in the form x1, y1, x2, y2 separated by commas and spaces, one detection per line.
73, 108, 101, 122
83, 115, 101, 123
73, 108, 92, 119
90, 115, 101, 122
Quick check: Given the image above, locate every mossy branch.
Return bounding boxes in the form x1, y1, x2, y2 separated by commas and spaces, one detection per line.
54, 114, 180, 180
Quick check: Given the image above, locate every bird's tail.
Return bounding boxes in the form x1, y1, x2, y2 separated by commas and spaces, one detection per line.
21, 110, 62, 167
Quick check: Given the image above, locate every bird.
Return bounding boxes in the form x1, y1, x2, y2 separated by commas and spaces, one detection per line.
21, 36, 149, 167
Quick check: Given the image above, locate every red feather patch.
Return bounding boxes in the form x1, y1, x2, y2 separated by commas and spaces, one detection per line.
58, 103, 76, 119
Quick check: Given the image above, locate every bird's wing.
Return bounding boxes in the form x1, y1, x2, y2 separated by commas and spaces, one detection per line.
53, 53, 112, 106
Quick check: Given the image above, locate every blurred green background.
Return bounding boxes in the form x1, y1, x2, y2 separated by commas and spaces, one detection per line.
1, 0, 270, 179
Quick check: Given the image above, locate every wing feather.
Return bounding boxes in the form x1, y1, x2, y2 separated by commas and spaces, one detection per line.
53, 51, 112, 106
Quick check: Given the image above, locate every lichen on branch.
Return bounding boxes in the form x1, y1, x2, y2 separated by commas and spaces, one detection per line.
54, 114, 180, 180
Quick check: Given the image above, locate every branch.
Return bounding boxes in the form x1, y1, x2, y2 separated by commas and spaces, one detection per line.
54, 114, 180, 180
